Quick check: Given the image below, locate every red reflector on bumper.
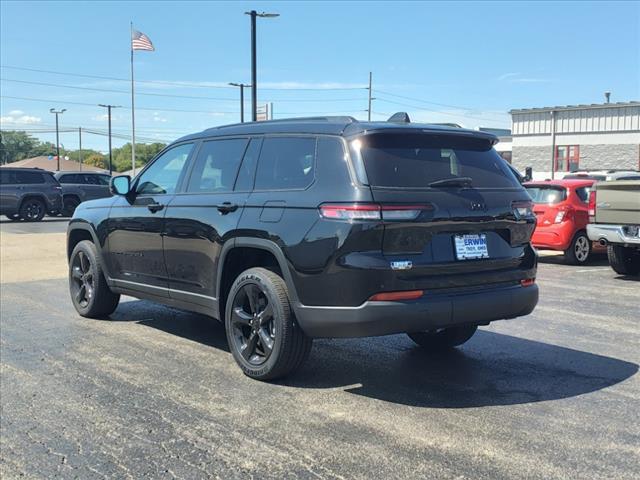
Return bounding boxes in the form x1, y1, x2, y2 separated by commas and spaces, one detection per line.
369, 290, 424, 301
521, 278, 535, 287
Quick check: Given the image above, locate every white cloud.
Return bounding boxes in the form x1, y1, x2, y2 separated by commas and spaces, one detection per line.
153, 115, 168, 123
0, 113, 42, 125
92, 114, 109, 121
498, 72, 550, 83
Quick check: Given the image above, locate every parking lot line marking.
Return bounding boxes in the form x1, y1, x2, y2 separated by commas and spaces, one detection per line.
575, 268, 607, 273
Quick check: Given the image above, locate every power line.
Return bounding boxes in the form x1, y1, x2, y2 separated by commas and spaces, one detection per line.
1, 65, 367, 91
373, 89, 508, 119
374, 97, 508, 125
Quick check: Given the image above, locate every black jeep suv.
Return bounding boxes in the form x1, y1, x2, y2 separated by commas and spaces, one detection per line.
67, 116, 538, 380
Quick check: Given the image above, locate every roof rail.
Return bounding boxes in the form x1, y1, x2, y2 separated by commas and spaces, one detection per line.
429, 122, 463, 128
251, 116, 357, 124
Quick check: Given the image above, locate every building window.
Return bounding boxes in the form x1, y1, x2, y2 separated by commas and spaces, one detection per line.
555, 145, 579, 172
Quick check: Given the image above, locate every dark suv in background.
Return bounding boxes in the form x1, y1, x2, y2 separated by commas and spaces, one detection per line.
0, 167, 63, 221
67, 115, 538, 380
53, 171, 112, 216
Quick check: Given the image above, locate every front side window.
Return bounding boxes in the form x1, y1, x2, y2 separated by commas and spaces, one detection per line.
136, 143, 194, 195
186, 139, 248, 193
95, 175, 111, 186
355, 134, 520, 189
254, 137, 316, 190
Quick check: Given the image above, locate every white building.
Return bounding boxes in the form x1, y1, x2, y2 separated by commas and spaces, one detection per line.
509, 101, 640, 179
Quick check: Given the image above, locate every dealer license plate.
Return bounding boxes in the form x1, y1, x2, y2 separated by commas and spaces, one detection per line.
454, 234, 489, 260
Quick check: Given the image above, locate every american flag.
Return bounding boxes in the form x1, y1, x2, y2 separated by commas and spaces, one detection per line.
131, 29, 154, 51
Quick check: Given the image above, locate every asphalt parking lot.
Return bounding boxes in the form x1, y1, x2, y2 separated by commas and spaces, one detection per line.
1, 218, 638, 479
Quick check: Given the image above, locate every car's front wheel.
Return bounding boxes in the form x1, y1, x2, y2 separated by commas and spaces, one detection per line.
69, 240, 120, 317
62, 196, 80, 217
564, 231, 591, 265
407, 325, 478, 351
225, 267, 312, 381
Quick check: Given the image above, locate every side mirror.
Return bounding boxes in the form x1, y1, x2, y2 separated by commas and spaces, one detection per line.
110, 175, 131, 196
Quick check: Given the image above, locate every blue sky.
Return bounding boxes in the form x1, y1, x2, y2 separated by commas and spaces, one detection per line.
1, 0, 638, 152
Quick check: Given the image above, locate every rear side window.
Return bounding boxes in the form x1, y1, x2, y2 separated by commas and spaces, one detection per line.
254, 137, 316, 190
0, 171, 17, 184
574, 186, 591, 203
354, 134, 519, 189
187, 139, 248, 193
16, 171, 46, 184
525, 186, 567, 204
59, 174, 81, 184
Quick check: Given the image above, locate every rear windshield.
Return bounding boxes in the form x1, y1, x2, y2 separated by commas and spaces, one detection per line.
525, 185, 567, 204
354, 133, 520, 189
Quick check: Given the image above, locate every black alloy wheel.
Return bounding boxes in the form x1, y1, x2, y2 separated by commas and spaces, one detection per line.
230, 283, 276, 366
70, 250, 95, 308
20, 198, 45, 221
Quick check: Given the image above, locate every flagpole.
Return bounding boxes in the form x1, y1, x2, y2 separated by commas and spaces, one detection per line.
130, 21, 136, 176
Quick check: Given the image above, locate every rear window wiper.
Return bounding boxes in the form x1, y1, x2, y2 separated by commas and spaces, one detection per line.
428, 177, 473, 188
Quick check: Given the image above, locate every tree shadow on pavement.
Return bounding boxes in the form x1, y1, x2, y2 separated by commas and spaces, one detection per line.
110, 300, 637, 409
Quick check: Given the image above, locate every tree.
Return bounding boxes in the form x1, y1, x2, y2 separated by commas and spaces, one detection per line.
83, 153, 107, 169
0, 130, 48, 164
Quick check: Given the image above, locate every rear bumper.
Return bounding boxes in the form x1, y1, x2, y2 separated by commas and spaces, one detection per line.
587, 224, 640, 246
531, 223, 573, 250
293, 283, 538, 338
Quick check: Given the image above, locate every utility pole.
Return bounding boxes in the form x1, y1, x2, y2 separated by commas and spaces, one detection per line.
367, 72, 373, 121
229, 83, 250, 122
49, 108, 66, 170
99, 104, 121, 175
78, 127, 83, 171
245, 10, 279, 122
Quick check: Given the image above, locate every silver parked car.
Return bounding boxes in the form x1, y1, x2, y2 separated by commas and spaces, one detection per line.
53, 171, 112, 216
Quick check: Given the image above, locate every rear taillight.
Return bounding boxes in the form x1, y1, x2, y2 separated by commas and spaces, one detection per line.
319, 203, 432, 221
588, 190, 596, 220
512, 200, 534, 219
53, 185, 62, 191
521, 278, 535, 287
369, 290, 424, 301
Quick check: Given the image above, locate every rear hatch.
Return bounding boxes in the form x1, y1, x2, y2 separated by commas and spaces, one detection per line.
524, 184, 568, 226
351, 131, 535, 289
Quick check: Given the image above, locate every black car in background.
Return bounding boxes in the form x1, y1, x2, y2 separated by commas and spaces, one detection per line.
0, 167, 63, 221
53, 171, 112, 216
67, 115, 539, 380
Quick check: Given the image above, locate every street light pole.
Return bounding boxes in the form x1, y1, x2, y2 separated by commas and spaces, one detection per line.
99, 104, 121, 175
229, 83, 250, 122
245, 10, 279, 122
49, 108, 66, 170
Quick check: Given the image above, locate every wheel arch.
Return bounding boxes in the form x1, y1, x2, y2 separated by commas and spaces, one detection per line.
216, 238, 300, 320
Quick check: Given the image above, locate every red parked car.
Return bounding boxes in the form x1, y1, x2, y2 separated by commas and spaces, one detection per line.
524, 179, 603, 264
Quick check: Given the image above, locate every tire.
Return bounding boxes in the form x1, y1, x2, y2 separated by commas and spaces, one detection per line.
5, 213, 21, 221
225, 267, 312, 381
69, 240, 120, 318
407, 325, 478, 351
19, 198, 46, 222
564, 231, 591, 265
607, 244, 640, 276
62, 196, 80, 217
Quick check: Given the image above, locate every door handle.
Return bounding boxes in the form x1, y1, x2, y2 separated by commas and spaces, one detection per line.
217, 202, 238, 214
147, 202, 165, 213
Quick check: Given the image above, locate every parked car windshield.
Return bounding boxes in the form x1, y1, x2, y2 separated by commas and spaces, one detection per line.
355, 133, 519, 189
525, 185, 567, 204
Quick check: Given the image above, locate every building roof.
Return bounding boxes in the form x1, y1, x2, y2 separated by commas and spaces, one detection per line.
174, 116, 498, 144
509, 101, 639, 114
0, 156, 108, 172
